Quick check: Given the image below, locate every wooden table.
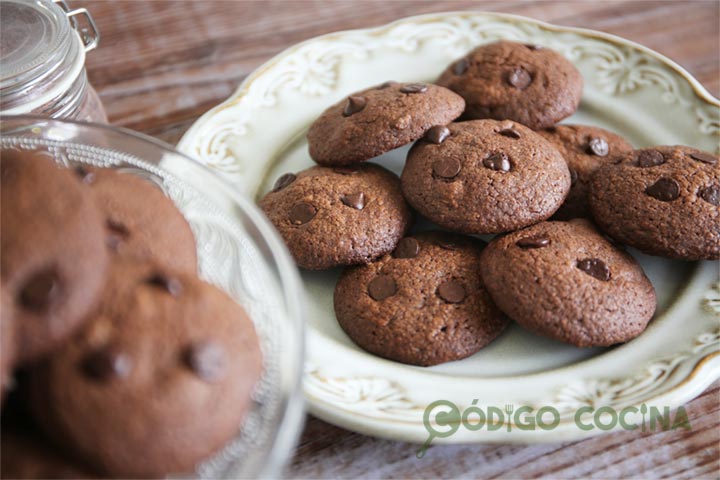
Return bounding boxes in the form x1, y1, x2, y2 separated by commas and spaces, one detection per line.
80, 1, 719, 478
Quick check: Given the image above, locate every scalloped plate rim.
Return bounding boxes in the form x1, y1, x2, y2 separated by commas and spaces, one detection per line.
178, 10, 719, 148
178, 11, 720, 443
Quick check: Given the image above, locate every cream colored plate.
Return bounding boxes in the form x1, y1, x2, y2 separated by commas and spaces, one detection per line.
179, 12, 720, 443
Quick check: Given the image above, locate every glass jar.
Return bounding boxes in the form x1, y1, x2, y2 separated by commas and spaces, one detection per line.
0, 0, 107, 123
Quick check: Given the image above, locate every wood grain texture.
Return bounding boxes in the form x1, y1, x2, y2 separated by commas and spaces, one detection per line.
74, 1, 720, 478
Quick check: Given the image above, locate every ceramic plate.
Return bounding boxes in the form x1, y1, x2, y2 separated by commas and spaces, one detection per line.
179, 12, 720, 444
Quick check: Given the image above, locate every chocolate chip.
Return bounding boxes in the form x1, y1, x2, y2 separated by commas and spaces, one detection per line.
183, 341, 225, 382
341, 192, 365, 210
483, 153, 511, 172
525, 44, 543, 50
272, 173, 296, 192
343, 96, 367, 117
498, 128, 520, 139
645, 177, 680, 201
432, 158, 461, 179
636, 149, 665, 167
689, 151, 718, 165
377, 81, 398, 90
19, 269, 60, 311
81, 348, 132, 381
400, 83, 428, 94
74, 166, 95, 184
105, 219, 130, 251
699, 185, 720, 206
393, 237, 420, 259
507, 67, 532, 90
576, 258, 611, 281
516, 236, 550, 249
453, 58, 469, 75
332, 166, 359, 175
437, 280, 466, 303
569, 168, 578, 185
368, 275, 396, 301
426, 125, 450, 144
106, 219, 130, 237
437, 241, 460, 250
147, 274, 183, 296
289, 202, 317, 225
587, 137, 609, 157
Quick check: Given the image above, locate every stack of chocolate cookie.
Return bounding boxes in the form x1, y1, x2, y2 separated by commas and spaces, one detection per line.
260, 40, 719, 367
0, 149, 262, 478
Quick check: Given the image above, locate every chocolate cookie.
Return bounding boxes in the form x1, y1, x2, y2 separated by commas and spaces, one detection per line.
538, 124, 634, 219
1, 286, 15, 399
589, 145, 720, 260
0, 150, 109, 363
1, 430, 95, 479
81, 167, 198, 273
30, 261, 262, 477
480, 219, 656, 347
334, 232, 508, 366
437, 41, 583, 129
307, 81, 465, 166
259, 164, 413, 269
401, 120, 570, 234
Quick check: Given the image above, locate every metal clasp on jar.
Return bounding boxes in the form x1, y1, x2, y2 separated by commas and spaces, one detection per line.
52, 0, 100, 52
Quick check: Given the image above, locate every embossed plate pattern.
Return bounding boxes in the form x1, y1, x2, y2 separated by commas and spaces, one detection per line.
179, 12, 720, 442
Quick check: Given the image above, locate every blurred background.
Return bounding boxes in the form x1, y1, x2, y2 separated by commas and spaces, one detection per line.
81, 0, 719, 142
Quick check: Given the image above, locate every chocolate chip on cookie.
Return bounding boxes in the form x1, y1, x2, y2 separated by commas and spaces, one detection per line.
82, 167, 198, 273
480, 220, 656, 347
589, 145, 720, 260
334, 232, 508, 366
437, 41, 583, 129
538, 124, 634, 219
259, 164, 413, 269
307, 82, 465, 166
1, 149, 109, 363
29, 261, 262, 477
401, 119, 570, 234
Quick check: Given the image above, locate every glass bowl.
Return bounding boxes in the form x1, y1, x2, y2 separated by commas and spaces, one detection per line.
0, 115, 306, 478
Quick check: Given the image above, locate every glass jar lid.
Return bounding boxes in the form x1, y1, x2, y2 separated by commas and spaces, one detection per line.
0, 0, 99, 112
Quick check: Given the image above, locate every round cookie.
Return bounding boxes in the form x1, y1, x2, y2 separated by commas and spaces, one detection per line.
538, 124, 634, 219
401, 119, 570, 234
589, 145, 720, 260
0, 149, 109, 363
334, 232, 509, 366
30, 260, 262, 477
259, 164, 413, 270
1, 430, 96, 479
480, 219, 656, 347
81, 166, 198, 273
437, 41, 583, 129
307, 81, 465, 166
